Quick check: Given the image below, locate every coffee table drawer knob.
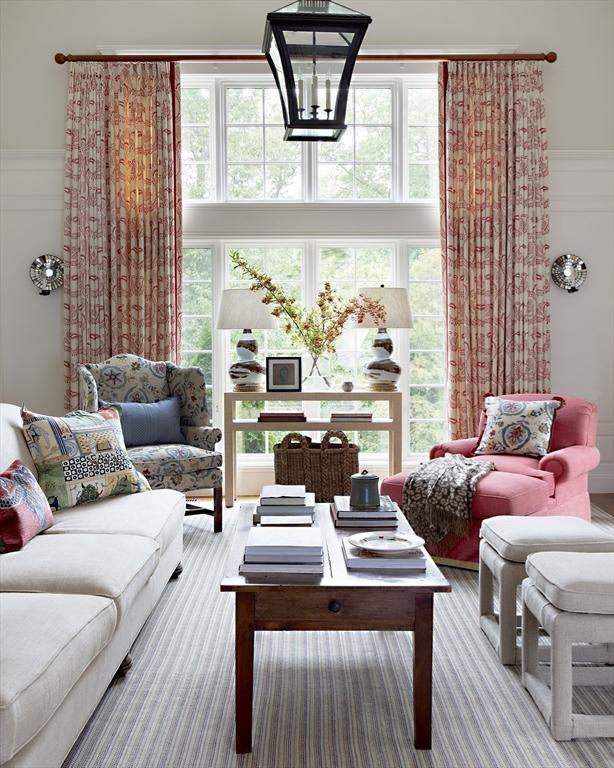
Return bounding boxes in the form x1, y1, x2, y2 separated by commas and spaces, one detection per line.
328, 600, 342, 613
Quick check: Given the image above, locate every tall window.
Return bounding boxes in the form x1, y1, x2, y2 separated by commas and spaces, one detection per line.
408, 247, 445, 452
227, 245, 304, 455
181, 247, 214, 397
181, 86, 212, 200
225, 87, 302, 200
407, 87, 438, 200
180, 73, 445, 466
317, 88, 393, 200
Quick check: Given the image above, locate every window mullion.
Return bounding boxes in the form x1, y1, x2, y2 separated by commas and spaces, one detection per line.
216, 81, 226, 202
397, 240, 410, 461
212, 240, 226, 425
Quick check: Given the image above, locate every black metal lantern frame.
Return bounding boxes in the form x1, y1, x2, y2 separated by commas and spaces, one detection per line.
263, 1, 372, 141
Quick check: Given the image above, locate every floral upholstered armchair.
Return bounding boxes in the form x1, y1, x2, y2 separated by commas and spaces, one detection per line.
78, 354, 223, 531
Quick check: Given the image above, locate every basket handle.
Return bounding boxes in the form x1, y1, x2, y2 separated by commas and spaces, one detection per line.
279, 432, 310, 450
321, 430, 349, 450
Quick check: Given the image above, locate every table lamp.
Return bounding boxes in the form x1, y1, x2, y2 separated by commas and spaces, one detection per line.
217, 289, 278, 391
355, 286, 413, 391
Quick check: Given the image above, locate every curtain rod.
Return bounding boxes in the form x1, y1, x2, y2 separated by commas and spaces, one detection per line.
54, 51, 558, 64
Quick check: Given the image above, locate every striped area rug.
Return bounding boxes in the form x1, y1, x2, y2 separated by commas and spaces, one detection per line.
64, 507, 614, 768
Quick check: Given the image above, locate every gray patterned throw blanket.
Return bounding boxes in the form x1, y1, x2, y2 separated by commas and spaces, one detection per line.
402, 454, 495, 544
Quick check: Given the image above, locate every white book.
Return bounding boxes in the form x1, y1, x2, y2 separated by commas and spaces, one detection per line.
244, 552, 323, 564
239, 563, 324, 575
244, 525, 323, 556
342, 538, 426, 571
331, 505, 398, 529
260, 484, 307, 506
333, 495, 398, 518
257, 492, 315, 515
259, 515, 314, 527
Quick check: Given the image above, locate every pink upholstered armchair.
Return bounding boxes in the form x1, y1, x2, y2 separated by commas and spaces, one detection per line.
381, 394, 600, 566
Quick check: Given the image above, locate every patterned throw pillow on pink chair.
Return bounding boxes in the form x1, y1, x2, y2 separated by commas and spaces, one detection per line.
0, 459, 54, 553
475, 397, 562, 458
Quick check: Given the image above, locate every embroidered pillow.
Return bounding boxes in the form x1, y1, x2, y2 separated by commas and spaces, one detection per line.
474, 397, 561, 458
0, 460, 54, 553
21, 406, 149, 511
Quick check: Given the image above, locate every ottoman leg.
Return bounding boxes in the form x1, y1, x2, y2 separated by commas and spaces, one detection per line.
478, 554, 495, 619
521, 585, 539, 685
550, 622, 573, 741
498, 565, 521, 665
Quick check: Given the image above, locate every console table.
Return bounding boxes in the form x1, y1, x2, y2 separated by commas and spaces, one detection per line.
223, 390, 402, 505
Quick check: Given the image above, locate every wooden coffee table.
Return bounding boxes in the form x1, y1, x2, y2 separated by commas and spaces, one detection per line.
220, 503, 451, 753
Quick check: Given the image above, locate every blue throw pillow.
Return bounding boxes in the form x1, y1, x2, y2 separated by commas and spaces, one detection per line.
99, 397, 185, 448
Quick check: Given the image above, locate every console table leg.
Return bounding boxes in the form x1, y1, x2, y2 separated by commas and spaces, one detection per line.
390, 395, 403, 475
224, 407, 235, 507
235, 593, 255, 753
413, 594, 433, 749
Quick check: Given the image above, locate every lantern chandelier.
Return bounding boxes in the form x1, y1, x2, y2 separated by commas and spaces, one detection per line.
263, 0, 372, 141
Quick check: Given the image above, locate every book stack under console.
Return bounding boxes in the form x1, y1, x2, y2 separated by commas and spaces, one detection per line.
239, 526, 324, 576
254, 484, 315, 526
330, 495, 399, 529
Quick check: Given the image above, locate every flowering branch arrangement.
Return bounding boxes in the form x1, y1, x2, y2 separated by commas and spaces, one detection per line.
229, 250, 386, 384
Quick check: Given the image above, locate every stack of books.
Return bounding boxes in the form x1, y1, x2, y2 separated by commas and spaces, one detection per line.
330, 412, 373, 422
239, 526, 324, 576
330, 495, 399, 529
258, 411, 306, 422
254, 484, 315, 526
342, 538, 426, 572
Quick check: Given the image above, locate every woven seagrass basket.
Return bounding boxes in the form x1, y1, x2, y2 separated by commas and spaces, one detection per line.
273, 430, 359, 503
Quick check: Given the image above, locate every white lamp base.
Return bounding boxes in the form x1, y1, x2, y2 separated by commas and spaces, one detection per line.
364, 328, 401, 392
229, 330, 265, 392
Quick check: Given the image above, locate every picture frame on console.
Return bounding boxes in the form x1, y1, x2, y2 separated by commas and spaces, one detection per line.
266, 356, 302, 392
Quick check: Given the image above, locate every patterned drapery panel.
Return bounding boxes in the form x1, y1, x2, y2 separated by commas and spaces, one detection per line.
438, 61, 551, 439
63, 62, 182, 409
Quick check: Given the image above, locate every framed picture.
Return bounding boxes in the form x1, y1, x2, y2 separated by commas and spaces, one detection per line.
266, 356, 302, 392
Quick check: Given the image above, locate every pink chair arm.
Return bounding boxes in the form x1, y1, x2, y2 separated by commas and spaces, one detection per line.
539, 445, 600, 482
430, 437, 478, 459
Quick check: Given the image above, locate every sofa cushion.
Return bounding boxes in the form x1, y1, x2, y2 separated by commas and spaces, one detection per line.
526, 552, 614, 614
472, 455, 555, 496
0, 460, 54, 552
0, 403, 35, 473
0, 592, 116, 763
21, 406, 148, 511
0, 533, 159, 620
127, 443, 222, 474
381, 469, 551, 521
46, 489, 185, 553
481, 515, 614, 562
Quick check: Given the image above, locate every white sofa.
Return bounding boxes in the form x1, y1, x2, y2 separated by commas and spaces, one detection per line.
0, 404, 186, 768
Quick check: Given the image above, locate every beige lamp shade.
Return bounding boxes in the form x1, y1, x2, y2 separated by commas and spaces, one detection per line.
216, 289, 279, 330
355, 287, 413, 329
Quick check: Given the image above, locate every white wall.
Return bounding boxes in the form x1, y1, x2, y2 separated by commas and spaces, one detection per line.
1, 0, 613, 490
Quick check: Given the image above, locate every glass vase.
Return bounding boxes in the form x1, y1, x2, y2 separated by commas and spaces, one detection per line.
302, 354, 332, 391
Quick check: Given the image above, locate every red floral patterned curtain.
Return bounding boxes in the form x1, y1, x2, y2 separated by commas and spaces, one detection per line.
438, 61, 551, 439
63, 62, 182, 409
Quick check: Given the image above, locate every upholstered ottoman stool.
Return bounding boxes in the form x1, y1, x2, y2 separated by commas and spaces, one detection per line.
522, 552, 614, 740
479, 516, 614, 664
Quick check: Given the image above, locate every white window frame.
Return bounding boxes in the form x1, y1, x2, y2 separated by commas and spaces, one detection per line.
182, 72, 438, 204
181, 72, 444, 486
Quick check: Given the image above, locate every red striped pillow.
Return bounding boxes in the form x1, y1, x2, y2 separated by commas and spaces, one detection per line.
0, 460, 54, 553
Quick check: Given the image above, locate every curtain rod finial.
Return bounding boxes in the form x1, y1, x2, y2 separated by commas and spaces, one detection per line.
55, 52, 67, 64
546, 51, 557, 63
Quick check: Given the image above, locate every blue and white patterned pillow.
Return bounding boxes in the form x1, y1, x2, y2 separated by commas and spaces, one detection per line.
475, 397, 561, 459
